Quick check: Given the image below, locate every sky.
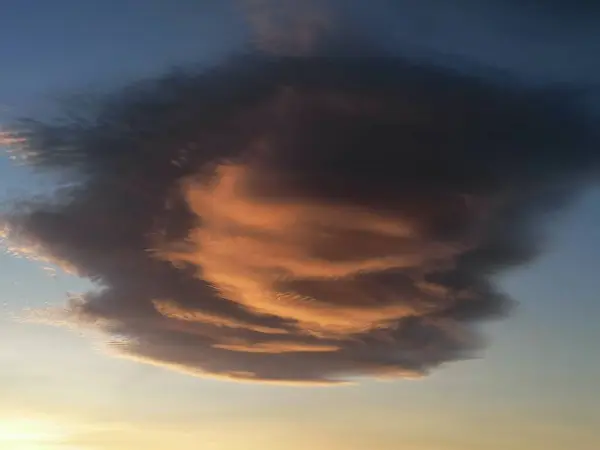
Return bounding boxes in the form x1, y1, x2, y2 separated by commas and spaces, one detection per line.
0, 1, 599, 449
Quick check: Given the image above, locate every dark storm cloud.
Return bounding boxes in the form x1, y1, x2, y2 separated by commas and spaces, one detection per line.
2, 49, 598, 384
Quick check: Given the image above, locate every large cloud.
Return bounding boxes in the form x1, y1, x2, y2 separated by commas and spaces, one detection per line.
2, 51, 598, 384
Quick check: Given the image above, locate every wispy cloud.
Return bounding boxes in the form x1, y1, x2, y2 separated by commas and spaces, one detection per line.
242, 0, 332, 54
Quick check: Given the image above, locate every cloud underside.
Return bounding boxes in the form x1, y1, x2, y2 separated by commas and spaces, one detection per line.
3, 54, 597, 384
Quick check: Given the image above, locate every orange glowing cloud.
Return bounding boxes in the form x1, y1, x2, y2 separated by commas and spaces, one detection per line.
3, 47, 596, 384
160, 163, 467, 336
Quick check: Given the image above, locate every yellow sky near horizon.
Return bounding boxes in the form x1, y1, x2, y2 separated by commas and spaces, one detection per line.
1, 384, 597, 450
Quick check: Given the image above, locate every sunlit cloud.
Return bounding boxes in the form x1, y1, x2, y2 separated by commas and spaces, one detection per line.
2, 16, 598, 384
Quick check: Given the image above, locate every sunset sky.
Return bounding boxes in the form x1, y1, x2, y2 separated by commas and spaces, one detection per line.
1, 1, 599, 449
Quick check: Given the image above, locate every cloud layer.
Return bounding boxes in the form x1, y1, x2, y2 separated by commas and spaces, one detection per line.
3, 52, 598, 384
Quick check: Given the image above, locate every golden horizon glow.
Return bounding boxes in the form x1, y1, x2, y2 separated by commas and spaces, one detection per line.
0, 417, 68, 447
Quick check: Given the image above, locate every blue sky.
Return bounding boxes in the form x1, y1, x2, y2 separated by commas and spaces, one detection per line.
0, 1, 599, 449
